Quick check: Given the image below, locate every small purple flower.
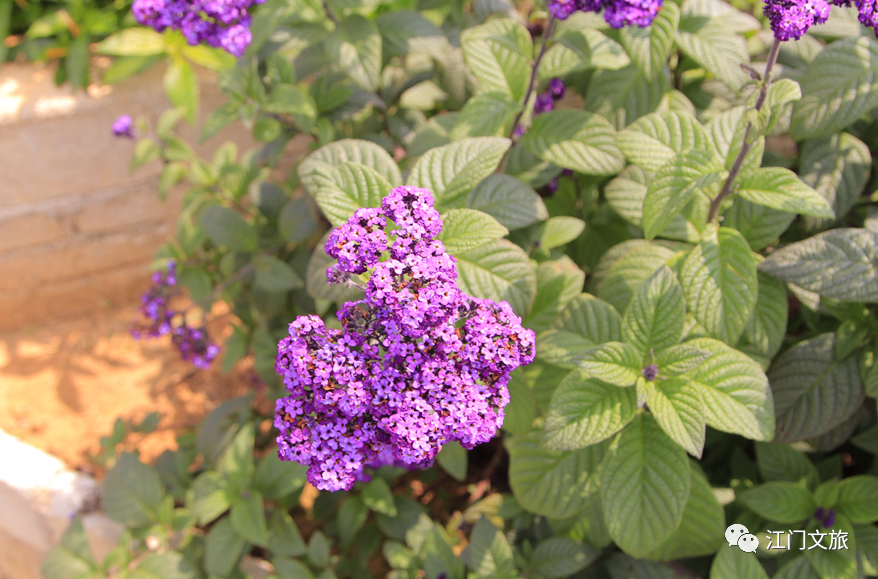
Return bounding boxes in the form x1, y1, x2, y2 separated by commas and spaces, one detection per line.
112, 115, 134, 138
642, 364, 659, 381
814, 507, 836, 528
547, 177, 560, 194
534, 92, 555, 115
763, 0, 831, 41
547, 78, 566, 99
549, 0, 583, 19
852, 0, 878, 36
604, 0, 664, 27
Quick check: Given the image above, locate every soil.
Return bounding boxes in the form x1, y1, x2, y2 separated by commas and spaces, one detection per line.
0, 300, 257, 474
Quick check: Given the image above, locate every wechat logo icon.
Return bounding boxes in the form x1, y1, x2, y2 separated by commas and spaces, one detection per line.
726, 524, 759, 553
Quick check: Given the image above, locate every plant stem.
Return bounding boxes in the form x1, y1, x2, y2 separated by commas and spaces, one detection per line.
322, 0, 338, 24
707, 37, 782, 223
496, 15, 557, 173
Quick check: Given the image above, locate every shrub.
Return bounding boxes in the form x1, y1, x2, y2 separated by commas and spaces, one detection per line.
44, 0, 878, 577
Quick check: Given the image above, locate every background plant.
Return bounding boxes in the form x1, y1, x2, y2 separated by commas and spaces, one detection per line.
44, 0, 878, 577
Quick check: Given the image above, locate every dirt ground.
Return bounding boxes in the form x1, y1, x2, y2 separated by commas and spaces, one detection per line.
0, 300, 256, 474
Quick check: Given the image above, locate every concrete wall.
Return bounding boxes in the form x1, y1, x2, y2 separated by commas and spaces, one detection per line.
0, 59, 260, 332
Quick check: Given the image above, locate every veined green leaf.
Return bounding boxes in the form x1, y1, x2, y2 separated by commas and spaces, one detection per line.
615, 110, 713, 172
755, 442, 819, 489
437, 209, 508, 253
537, 294, 623, 369
303, 161, 392, 227
736, 167, 835, 218
768, 333, 864, 443
523, 257, 585, 334
835, 475, 878, 524
300, 139, 402, 186
466, 174, 549, 230
646, 377, 706, 457
601, 414, 691, 558
530, 538, 597, 578
709, 546, 769, 579
706, 106, 764, 177
761, 228, 878, 303
507, 430, 606, 518
739, 482, 816, 523
619, 2, 680, 80
521, 109, 625, 176
407, 137, 511, 210
596, 242, 679, 314
622, 265, 685, 356
676, 17, 749, 91
655, 344, 712, 376
461, 19, 532, 102
130, 553, 197, 579
791, 37, 878, 140
464, 517, 516, 579
540, 28, 630, 79
450, 92, 521, 139
721, 197, 794, 252
685, 337, 775, 441
740, 272, 788, 360
326, 15, 382, 92
103, 453, 165, 527
453, 239, 536, 317
95, 27, 165, 56
583, 64, 669, 129
376, 10, 448, 58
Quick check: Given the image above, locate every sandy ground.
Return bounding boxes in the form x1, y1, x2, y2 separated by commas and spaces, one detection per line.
0, 301, 257, 473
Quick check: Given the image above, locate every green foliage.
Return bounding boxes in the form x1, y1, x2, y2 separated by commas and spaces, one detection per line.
56, 0, 878, 576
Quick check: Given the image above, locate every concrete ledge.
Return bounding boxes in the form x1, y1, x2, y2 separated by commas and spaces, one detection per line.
0, 428, 122, 579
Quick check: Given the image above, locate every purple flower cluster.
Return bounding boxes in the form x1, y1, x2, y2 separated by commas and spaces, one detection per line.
131, 0, 264, 57
763, 0, 831, 40
274, 187, 536, 491
548, 0, 663, 28
112, 115, 134, 138
831, 0, 878, 36
814, 507, 837, 528
516, 78, 566, 139
132, 261, 220, 369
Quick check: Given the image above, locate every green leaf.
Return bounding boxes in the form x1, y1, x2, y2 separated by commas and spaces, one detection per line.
269, 510, 306, 557
643, 149, 724, 240
377, 496, 427, 541
201, 205, 258, 252
722, 197, 794, 252
103, 452, 165, 527
230, 491, 269, 547
540, 27, 630, 79
685, 337, 775, 441
507, 430, 605, 518
575, 342, 643, 387
615, 111, 713, 172
600, 414, 691, 558
740, 272, 788, 360
436, 209, 508, 253
376, 10, 448, 58
596, 242, 678, 315
804, 514, 859, 579
836, 320, 868, 360
584, 64, 669, 129
363, 478, 397, 516
407, 137, 511, 210
255, 255, 303, 292
523, 257, 585, 333
755, 442, 819, 489
253, 452, 308, 502
707, 106, 765, 177
622, 265, 685, 356
852, 423, 878, 454
267, 84, 317, 119
450, 92, 521, 139
544, 371, 638, 449
619, 2, 680, 80
646, 377, 706, 457
326, 15, 382, 92
680, 225, 757, 345
791, 37, 878, 140
466, 174, 548, 230
338, 496, 368, 547
522, 110, 625, 175
736, 167, 835, 218
301, 161, 392, 227
279, 197, 319, 244
301, 139, 401, 187
606, 554, 677, 579
453, 239, 537, 317
835, 476, 878, 523
219, 423, 255, 493
709, 547, 769, 579
768, 333, 864, 442
675, 17, 749, 91
306, 232, 364, 303
537, 294, 622, 369
95, 28, 165, 56
646, 466, 725, 560
435, 441, 468, 482
800, 133, 872, 232
308, 531, 331, 568
164, 57, 199, 124
460, 19, 532, 102
423, 521, 466, 579
773, 557, 820, 579
464, 517, 515, 579
761, 229, 878, 302
190, 471, 230, 525
534, 217, 586, 250
738, 482, 816, 523
272, 557, 315, 579
855, 523, 878, 574
130, 552, 197, 579
132, 138, 161, 172
205, 517, 247, 576
41, 517, 97, 579
654, 344, 712, 376
504, 369, 537, 435
182, 44, 234, 71
530, 538, 597, 578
